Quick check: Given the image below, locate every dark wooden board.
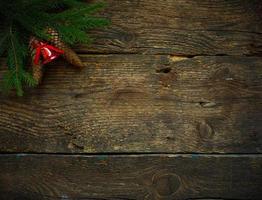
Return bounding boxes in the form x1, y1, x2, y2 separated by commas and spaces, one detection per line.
0, 154, 261, 200
80, 0, 262, 55
0, 55, 261, 153
0, 1, 261, 198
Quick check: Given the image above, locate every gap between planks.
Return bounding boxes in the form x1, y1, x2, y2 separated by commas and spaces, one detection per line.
76, 53, 262, 57
0, 152, 262, 158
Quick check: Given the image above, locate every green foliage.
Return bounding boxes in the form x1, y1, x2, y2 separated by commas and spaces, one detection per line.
0, 0, 109, 96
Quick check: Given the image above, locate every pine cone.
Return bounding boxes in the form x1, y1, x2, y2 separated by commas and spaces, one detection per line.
29, 37, 44, 84
46, 27, 85, 68
32, 62, 44, 84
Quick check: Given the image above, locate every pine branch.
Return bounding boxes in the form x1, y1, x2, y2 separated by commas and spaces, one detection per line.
52, 3, 106, 21
2, 25, 36, 96
0, 0, 109, 96
0, 29, 9, 56
9, 26, 22, 95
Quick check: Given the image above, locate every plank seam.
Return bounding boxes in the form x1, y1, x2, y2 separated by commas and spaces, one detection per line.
75, 53, 262, 57
0, 152, 262, 157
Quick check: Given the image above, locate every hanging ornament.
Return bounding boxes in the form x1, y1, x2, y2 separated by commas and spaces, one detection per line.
29, 37, 64, 84
29, 28, 85, 85
46, 27, 85, 68
30, 37, 64, 65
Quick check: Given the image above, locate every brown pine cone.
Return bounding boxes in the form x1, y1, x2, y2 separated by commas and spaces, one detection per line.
32, 62, 44, 84
29, 37, 44, 84
46, 27, 85, 68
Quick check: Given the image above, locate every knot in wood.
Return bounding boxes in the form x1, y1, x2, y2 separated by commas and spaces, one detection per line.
198, 121, 214, 140
152, 173, 181, 197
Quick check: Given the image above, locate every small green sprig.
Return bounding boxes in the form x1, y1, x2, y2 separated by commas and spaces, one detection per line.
0, 0, 109, 96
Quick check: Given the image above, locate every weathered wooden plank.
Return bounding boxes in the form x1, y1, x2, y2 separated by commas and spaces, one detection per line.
0, 154, 261, 200
80, 0, 262, 55
0, 55, 261, 153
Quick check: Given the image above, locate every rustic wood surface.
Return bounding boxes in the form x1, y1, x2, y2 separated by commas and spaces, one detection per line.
82, 0, 262, 56
0, 154, 261, 200
0, 55, 261, 153
0, 0, 261, 199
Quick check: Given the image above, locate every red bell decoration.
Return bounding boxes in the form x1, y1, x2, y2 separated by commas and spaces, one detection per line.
40, 44, 64, 64
30, 37, 64, 65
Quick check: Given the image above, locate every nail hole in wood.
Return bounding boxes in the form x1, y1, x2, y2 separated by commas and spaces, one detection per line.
156, 67, 172, 74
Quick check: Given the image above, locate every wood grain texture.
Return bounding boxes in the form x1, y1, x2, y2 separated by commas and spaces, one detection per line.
79, 0, 262, 55
0, 154, 261, 200
0, 55, 261, 153
0, 1, 261, 198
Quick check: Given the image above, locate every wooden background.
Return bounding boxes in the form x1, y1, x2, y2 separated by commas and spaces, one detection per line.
0, 0, 262, 199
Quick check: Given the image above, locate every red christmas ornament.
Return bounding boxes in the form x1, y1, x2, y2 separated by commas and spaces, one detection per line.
30, 38, 64, 65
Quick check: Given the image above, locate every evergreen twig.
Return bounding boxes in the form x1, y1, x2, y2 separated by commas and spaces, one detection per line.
0, 0, 109, 96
